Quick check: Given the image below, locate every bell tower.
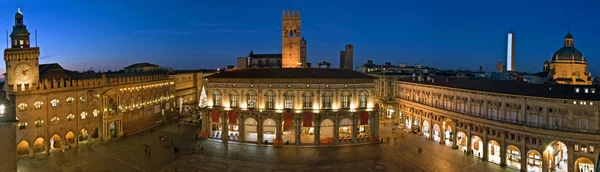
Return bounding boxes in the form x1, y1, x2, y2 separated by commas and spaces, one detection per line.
4, 8, 40, 90
281, 10, 302, 68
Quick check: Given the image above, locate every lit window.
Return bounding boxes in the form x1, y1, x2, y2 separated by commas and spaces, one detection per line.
35, 118, 43, 127
575, 88, 580, 93
575, 144, 580, 152
213, 91, 221, 107
93, 109, 99, 117
80, 111, 88, 119
51, 99, 59, 107
247, 92, 257, 109
80, 95, 86, 103
359, 92, 368, 108
18, 122, 27, 129
590, 146, 595, 153
34, 101, 42, 109
51, 116, 59, 125
585, 88, 589, 93
342, 92, 351, 109
322, 92, 332, 110
284, 92, 294, 109
592, 88, 596, 93
66, 97, 74, 104
67, 114, 74, 122
230, 92, 239, 108
0, 104, 5, 116
265, 91, 275, 109
18, 103, 27, 111
302, 92, 313, 110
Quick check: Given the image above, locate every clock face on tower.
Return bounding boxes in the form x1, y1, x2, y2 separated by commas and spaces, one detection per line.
14, 63, 32, 82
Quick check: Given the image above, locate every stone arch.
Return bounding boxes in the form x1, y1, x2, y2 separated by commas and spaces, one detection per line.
575, 157, 594, 172
244, 117, 258, 142
16, 140, 29, 156
488, 140, 501, 164
320, 119, 334, 143
33, 137, 45, 153
65, 131, 76, 146
506, 145, 521, 170
471, 135, 483, 158
544, 141, 568, 172
526, 150, 542, 172
432, 123, 441, 142
90, 127, 99, 139
50, 134, 61, 149
262, 118, 277, 143
79, 128, 89, 142
422, 120, 430, 138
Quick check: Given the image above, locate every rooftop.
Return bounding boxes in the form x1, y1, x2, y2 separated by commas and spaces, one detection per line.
124, 62, 160, 69
38, 63, 168, 81
207, 68, 376, 79
398, 76, 600, 101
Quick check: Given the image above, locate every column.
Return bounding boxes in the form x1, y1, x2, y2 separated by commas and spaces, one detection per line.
428, 120, 433, 141
483, 131, 488, 161
542, 141, 549, 172
567, 142, 574, 172
373, 111, 380, 136
204, 110, 211, 136
500, 132, 507, 167
314, 115, 320, 145
28, 146, 33, 158
352, 114, 358, 143
440, 121, 446, 144
239, 115, 245, 142
520, 135, 528, 172
466, 124, 472, 156
222, 111, 228, 142
334, 115, 340, 144
276, 115, 282, 141
452, 120, 458, 149
257, 116, 263, 143
295, 117, 301, 145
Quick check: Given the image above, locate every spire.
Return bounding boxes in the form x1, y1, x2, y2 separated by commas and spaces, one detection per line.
564, 29, 574, 47
10, 7, 30, 48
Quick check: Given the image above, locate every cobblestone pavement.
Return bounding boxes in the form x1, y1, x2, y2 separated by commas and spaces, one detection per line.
17, 119, 517, 172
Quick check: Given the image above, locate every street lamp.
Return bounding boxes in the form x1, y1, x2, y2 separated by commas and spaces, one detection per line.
0, 104, 5, 116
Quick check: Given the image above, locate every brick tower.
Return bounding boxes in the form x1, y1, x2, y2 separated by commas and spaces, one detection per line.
281, 10, 302, 68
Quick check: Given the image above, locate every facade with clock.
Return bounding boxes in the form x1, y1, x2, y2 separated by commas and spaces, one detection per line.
0, 9, 214, 158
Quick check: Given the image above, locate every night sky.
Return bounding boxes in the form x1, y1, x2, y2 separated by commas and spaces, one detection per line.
1, 0, 599, 76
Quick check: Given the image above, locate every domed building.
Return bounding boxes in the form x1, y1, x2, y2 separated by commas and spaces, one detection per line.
548, 31, 592, 85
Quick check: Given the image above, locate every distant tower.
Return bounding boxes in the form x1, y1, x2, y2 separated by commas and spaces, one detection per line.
300, 37, 307, 67
506, 30, 515, 71
281, 10, 302, 68
4, 8, 40, 91
496, 62, 504, 73
339, 50, 346, 68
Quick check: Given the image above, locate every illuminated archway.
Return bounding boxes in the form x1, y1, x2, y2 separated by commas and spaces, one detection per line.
33, 137, 45, 153
506, 145, 521, 170
488, 140, 501, 164
319, 119, 334, 144
544, 141, 567, 172
79, 128, 88, 142
338, 118, 353, 143
50, 134, 61, 149
262, 118, 276, 143
65, 131, 75, 147
16, 140, 30, 156
244, 118, 258, 143
91, 127, 99, 139
471, 136, 483, 158
457, 131, 467, 151
432, 124, 441, 142
575, 157, 594, 172
527, 150, 542, 172
443, 119, 453, 146
422, 120, 430, 138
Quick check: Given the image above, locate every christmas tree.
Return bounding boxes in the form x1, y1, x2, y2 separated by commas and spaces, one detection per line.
199, 86, 207, 108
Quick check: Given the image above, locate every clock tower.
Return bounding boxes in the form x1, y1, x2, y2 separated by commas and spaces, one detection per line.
4, 8, 40, 90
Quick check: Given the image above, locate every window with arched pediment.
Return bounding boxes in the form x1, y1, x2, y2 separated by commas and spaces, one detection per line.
93, 109, 99, 117
247, 91, 257, 109
67, 114, 74, 122
34, 101, 42, 109
18, 103, 27, 111
80, 111, 87, 120
322, 91, 332, 109
137, 97, 142, 108
51, 116, 59, 125
302, 91, 313, 110
342, 91, 351, 109
51, 99, 59, 107
229, 91, 239, 108
213, 91, 222, 107
35, 118, 43, 127
359, 91, 368, 108
130, 98, 134, 110
80, 95, 86, 103
284, 91, 294, 109
265, 91, 275, 109
66, 97, 74, 104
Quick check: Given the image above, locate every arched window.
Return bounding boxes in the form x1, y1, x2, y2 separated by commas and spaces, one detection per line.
137, 97, 142, 108
51, 99, 59, 107
229, 91, 239, 108
18, 103, 27, 111
213, 91, 222, 107
247, 91, 257, 109
265, 91, 275, 109
302, 91, 313, 110
359, 91, 368, 108
80, 111, 87, 120
34, 101, 42, 109
67, 114, 75, 122
35, 118, 43, 127
93, 109, 99, 117
66, 97, 74, 104
322, 91, 332, 110
130, 98, 134, 110
51, 116, 59, 125
284, 91, 294, 110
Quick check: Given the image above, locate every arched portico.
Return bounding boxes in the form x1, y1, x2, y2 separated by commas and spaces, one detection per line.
300, 120, 315, 144
527, 150, 542, 172
16, 140, 29, 156
50, 134, 61, 152
575, 157, 594, 172
506, 145, 521, 170
457, 131, 467, 151
433, 124, 441, 142
422, 120, 430, 138
472, 136, 483, 158
65, 131, 75, 148
443, 119, 453, 146
33, 137, 45, 154
262, 118, 276, 143
244, 118, 258, 143
488, 140, 501, 164
544, 141, 568, 172
319, 119, 334, 144
79, 128, 89, 144
338, 118, 352, 143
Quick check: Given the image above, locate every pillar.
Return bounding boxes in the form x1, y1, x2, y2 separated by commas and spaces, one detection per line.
567, 142, 574, 172
440, 122, 446, 144
483, 131, 488, 161
500, 133, 507, 167
452, 120, 458, 149
239, 115, 245, 142
295, 117, 301, 145
542, 146, 549, 172
352, 113, 358, 143
314, 115, 320, 145
520, 135, 527, 172
334, 115, 340, 144
373, 111, 380, 136
257, 116, 263, 143
276, 115, 282, 141
466, 125, 472, 156
28, 146, 33, 158
222, 111, 228, 142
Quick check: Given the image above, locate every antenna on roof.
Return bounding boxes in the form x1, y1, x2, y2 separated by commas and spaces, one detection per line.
35, 29, 38, 47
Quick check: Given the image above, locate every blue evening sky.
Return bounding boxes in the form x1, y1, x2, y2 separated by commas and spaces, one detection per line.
1, 0, 599, 76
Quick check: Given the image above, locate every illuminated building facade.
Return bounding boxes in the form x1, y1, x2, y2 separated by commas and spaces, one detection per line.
392, 75, 599, 172
547, 31, 592, 85
201, 68, 379, 145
